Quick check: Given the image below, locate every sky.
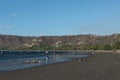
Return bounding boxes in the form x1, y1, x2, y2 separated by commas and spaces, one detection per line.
0, 0, 120, 36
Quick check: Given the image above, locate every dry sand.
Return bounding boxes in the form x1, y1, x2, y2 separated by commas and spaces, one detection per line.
0, 53, 120, 80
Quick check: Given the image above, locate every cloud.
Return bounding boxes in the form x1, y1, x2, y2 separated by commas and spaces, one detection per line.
38, 33, 47, 36
4, 25, 11, 29
11, 13, 17, 17
6, 13, 17, 18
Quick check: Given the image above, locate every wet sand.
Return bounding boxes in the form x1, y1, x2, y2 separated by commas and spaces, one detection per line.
0, 53, 120, 80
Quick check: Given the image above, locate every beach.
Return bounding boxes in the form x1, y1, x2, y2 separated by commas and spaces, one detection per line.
0, 53, 120, 80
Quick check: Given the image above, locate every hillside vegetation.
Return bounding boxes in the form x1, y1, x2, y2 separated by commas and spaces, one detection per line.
0, 34, 120, 50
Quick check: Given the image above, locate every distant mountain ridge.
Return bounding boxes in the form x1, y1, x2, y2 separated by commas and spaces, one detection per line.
0, 34, 120, 50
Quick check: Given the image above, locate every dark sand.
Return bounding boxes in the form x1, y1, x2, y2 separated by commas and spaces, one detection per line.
0, 53, 120, 80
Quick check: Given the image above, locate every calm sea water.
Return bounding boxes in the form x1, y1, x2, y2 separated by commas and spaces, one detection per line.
0, 51, 89, 71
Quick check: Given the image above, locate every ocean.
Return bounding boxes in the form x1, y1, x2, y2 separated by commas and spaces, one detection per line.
0, 50, 88, 71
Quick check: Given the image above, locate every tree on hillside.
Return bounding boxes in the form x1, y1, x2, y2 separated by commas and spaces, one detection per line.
114, 41, 120, 49
102, 44, 113, 50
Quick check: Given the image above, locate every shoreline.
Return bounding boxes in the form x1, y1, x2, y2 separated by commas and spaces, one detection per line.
0, 50, 115, 54
0, 53, 120, 80
0, 51, 89, 72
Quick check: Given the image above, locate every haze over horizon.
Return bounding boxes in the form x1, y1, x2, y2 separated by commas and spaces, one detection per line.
0, 0, 120, 36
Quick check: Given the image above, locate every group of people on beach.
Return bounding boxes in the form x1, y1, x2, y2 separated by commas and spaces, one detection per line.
25, 56, 49, 64
25, 51, 49, 64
